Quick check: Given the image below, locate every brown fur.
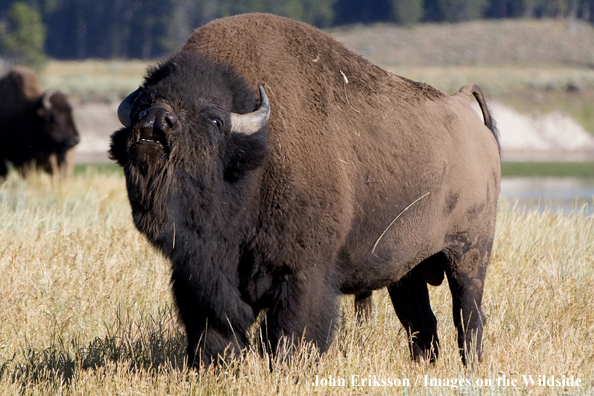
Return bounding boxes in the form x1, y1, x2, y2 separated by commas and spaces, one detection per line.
0, 66, 45, 104
114, 13, 500, 367
34, 148, 77, 178
186, 14, 500, 361
0, 66, 79, 178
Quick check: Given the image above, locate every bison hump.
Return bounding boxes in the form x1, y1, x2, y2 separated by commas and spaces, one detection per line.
183, 13, 443, 110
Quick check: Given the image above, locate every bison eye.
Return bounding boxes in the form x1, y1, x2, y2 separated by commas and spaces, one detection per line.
211, 118, 222, 129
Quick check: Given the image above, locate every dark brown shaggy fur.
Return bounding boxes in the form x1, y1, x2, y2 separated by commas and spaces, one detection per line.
0, 66, 79, 177
111, 13, 501, 368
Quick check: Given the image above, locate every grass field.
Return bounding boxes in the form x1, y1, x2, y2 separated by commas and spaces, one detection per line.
1, 18, 593, 394
0, 169, 592, 395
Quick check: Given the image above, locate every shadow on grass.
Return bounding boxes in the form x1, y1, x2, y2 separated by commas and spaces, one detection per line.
0, 305, 187, 388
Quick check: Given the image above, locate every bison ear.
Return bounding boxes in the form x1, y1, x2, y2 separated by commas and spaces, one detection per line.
109, 128, 129, 166
223, 130, 269, 182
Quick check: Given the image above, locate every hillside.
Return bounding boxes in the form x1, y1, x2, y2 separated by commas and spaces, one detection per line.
330, 18, 594, 68
331, 18, 594, 160
5, 18, 594, 162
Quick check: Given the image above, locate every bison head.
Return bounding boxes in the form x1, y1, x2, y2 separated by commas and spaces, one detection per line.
37, 91, 80, 154
110, 51, 270, 239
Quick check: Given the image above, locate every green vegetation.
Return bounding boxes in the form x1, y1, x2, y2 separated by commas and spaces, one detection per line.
72, 164, 123, 177
0, 2, 46, 70
1, 0, 593, 60
502, 162, 594, 178
437, 0, 489, 22
392, 0, 423, 25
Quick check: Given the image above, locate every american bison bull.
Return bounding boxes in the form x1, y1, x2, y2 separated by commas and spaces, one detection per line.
0, 66, 79, 178
110, 13, 500, 367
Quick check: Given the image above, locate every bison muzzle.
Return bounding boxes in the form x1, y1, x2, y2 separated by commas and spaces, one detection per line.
110, 13, 501, 368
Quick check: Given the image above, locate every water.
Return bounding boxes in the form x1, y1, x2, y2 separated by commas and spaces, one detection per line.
500, 177, 594, 215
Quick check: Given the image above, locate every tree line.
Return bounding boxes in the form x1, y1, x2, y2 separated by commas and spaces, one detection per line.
1, 0, 594, 66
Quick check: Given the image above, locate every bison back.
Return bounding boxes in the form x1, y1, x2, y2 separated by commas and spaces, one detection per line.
0, 66, 44, 118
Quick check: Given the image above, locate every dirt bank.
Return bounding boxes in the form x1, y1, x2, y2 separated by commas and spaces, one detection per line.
71, 100, 594, 164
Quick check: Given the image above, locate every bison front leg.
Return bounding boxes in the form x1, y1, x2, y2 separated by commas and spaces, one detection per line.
185, 321, 246, 368
445, 245, 489, 366
61, 147, 76, 177
171, 267, 255, 368
262, 267, 339, 361
388, 263, 439, 362
47, 153, 60, 177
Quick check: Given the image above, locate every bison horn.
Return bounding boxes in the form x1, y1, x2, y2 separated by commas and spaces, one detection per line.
230, 86, 270, 135
118, 88, 141, 128
42, 90, 55, 109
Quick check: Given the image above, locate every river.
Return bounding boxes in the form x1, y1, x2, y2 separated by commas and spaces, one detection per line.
500, 177, 594, 215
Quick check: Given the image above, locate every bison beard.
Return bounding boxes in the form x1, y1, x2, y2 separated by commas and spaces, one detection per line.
110, 13, 501, 368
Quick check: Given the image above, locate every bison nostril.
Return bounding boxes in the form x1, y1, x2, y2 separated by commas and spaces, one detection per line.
165, 113, 178, 128
137, 107, 170, 150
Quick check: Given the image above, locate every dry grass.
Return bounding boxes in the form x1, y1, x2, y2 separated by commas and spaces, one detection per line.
0, 171, 593, 395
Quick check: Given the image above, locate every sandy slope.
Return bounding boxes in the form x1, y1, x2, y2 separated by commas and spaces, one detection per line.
71, 101, 594, 164
481, 103, 594, 161
72, 101, 121, 164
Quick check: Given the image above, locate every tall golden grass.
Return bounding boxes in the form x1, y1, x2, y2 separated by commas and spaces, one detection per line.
0, 170, 592, 395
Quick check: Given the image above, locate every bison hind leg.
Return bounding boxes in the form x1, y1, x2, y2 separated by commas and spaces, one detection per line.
388, 252, 449, 363
444, 239, 491, 367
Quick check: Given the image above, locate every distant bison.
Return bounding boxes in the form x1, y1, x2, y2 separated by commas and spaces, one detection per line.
0, 66, 79, 178
110, 13, 500, 367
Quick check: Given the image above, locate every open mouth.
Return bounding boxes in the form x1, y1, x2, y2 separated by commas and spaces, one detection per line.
140, 138, 165, 149
138, 127, 167, 150
133, 106, 177, 154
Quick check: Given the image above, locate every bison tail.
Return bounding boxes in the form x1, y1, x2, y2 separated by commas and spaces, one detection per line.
457, 83, 501, 156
